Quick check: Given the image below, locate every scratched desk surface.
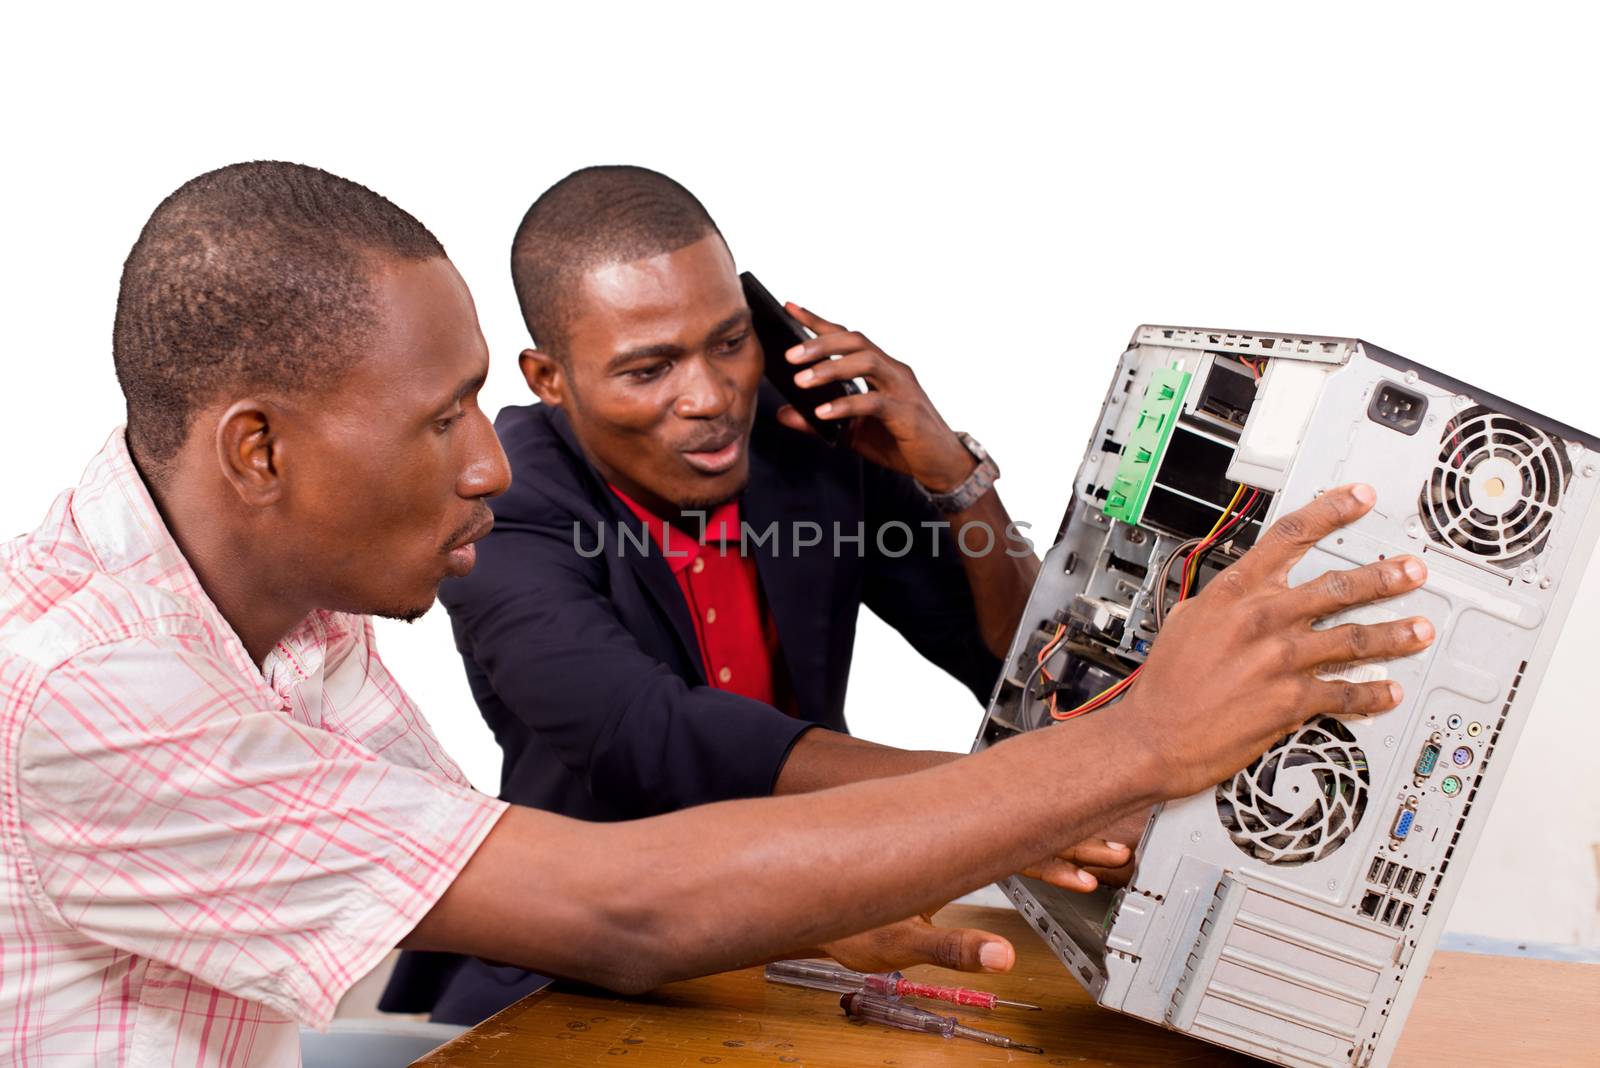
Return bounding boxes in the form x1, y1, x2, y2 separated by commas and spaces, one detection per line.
412, 904, 1600, 1067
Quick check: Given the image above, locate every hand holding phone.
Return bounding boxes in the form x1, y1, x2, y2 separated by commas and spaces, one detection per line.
741, 271, 860, 445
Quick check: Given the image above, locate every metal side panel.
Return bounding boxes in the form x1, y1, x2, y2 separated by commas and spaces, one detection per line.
1363, 487, 1600, 1068
1104, 854, 1223, 1024
1132, 325, 1359, 365
999, 876, 1111, 998
1168, 877, 1400, 1068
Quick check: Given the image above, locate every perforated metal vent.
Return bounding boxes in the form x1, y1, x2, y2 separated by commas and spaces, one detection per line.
1216, 718, 1369, 865
1419, 407, 1569, 566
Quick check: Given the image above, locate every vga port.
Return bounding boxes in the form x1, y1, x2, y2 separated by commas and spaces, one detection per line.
1391, 805, 1416, 841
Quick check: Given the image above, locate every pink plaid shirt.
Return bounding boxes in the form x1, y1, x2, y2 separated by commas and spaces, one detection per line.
0, 430, 507, 1065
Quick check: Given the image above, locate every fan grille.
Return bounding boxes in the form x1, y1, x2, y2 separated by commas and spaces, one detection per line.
1216, 718, 1369, 865
1419, 407, 1569, 566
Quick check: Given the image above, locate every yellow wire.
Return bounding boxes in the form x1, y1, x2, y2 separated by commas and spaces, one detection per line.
1053, 485, 1252, 721
1204, 485, 1247, 541
1184, 484, 1247, 589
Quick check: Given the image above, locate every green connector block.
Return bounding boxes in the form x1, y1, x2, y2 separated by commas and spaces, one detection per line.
1103, 365, 1192, 525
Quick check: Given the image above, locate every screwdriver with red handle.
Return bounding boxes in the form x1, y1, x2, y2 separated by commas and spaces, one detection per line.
763, 958, 1041, 1011
840, 992, 1044, 1054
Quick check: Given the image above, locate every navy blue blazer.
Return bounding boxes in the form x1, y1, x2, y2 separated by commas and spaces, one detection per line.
381, 384, 1001, 1021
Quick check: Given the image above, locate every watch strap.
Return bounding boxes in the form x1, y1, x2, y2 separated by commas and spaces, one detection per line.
922, 432, 1000, 513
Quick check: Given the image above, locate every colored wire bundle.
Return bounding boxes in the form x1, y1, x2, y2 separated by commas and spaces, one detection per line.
1040, 354, 1269, 723
1045, 484, 1262, 721
1049, 662, 1138, 721
1163, 485, 1264, 620
1025, 622, 1067, 707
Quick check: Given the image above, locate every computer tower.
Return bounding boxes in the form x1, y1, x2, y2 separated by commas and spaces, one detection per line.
971, 326, 1600, 1067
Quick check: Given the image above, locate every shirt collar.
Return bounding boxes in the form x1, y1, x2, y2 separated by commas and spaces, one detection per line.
70, 429, 230, 611
608, 485, 742, 576
69, 428, 324, 693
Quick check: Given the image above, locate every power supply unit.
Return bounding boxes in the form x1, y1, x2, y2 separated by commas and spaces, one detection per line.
971, 326, 1600, 1068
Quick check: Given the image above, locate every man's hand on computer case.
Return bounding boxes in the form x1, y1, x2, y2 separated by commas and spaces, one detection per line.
1019, 836, 1132, 890
816, 820, 1132, 974
1070, 808, 1152, 889
1105, 484, 1436, 804
812, 835, 1133, 973
773, 304, 977, 494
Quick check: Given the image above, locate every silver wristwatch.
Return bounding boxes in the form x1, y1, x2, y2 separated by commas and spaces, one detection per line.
922, 432, 1000, 514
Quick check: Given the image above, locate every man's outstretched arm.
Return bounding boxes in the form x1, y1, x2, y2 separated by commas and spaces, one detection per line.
773, 728, 1127, 895
408, 705, 1156, 993
404, 486, 1435, 994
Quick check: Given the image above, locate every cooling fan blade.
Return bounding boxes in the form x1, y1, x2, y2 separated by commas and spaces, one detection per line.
1216, 718, 1370, 865
1419, 406, 1570, 566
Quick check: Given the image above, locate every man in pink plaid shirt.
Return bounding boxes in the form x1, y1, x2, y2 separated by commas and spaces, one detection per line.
0, 162, 1432, 1064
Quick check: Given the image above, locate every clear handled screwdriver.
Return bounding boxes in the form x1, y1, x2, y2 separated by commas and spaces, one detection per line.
763, 958, 1041, 1011
840, 992, 1044, 1054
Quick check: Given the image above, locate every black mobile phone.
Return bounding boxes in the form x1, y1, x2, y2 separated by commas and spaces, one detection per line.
740, 271, 859, 445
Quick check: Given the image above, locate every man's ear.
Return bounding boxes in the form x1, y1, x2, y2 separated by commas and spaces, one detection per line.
519, 347, 566, 406
214, 401, 284, 507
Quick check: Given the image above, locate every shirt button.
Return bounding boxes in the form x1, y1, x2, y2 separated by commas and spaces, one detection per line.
718, 666, 732, 683
706, 608, 717, 624
691, 557, 705, 574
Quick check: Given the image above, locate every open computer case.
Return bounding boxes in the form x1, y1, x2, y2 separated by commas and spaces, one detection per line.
971, 326, 1600, 1068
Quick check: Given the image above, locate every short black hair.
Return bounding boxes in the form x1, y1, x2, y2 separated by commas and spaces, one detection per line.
113, 160, 446, 470
510, 165, 722, 359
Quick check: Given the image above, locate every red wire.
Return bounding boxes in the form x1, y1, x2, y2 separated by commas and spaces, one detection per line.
1051, 488, 1260, 721
1179, 489, 1259, 598
1053, 668, 1139, 720
1053, 362, 1263, 721
1037, 625, 1066, 685
1057, 671, 1137, 720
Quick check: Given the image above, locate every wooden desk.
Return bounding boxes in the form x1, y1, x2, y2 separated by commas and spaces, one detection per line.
413, 905, 1599, 1067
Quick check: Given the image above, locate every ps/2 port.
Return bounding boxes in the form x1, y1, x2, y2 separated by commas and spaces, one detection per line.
1441, 775, 1462, 797
1452, 746, 1474, 766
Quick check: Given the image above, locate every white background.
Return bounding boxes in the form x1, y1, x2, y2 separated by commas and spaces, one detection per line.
3, 3, 1596, 945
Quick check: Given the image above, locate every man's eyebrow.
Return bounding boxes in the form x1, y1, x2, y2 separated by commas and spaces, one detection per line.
706, 309, 752, 340
432, 371, 487, 413
604, 342, 683, 374
601, 310, 753, 374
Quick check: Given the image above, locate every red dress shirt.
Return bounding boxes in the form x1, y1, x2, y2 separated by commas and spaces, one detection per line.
611, 488, 787, 709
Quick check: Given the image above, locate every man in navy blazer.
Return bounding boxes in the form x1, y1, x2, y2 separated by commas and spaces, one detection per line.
383, 166, 1126, 1022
